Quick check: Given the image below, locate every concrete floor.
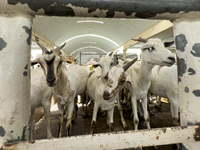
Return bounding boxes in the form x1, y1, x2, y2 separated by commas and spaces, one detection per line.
33, 101, 180, 150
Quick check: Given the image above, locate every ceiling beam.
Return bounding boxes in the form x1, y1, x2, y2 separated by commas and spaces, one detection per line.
113, 20, 173, 51
32, 30, 69, 55
32, 30, 55, 50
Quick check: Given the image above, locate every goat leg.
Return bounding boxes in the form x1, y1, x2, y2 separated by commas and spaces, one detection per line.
90, 120, 96, 134
66, 118, 72, 136
58, 113, 63, 137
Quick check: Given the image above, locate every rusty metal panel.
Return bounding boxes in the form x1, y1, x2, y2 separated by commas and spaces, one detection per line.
2, 125, 200, 150
1, 0, 200, 19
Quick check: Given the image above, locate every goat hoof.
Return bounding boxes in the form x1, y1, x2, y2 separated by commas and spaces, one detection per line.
172, 118, 180, 126
90, 129, 94, 135
123, 125, 128, 130
67, 127, 71, 136
153, 146, 159, 149
122, 123, 128, 130
149, 111, 154, 116
109, 123, 114, 131
58, 133, 62, 138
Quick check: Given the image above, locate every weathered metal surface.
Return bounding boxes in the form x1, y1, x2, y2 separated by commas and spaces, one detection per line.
1, 125, 200, 150
0, 0, 200, 19
0, 15, 32, 147
173, 14, 200, 150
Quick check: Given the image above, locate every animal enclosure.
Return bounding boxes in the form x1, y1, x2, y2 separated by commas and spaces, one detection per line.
0, 1, 200, 150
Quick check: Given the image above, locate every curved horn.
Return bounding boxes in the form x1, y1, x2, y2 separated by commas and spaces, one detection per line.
132, 37, 148, 43
55, 42, 66, 52
107, 51, 114, 56
164, 41, 174, 47
123, 57, 138, 71
37, 43, 48, 53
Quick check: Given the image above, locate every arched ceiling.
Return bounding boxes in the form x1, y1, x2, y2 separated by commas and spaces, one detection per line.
32, 16, 161, 57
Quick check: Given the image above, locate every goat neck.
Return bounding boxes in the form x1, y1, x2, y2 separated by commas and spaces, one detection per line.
53, 67, 70, 97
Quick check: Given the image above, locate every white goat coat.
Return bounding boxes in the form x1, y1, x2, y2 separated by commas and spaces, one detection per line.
87, 70, 116, 111
53, 65, 88, 105
30, 67, 53, 140
124, 38, 175, 130
31, 67, 52, 108
149, 65, 179, 120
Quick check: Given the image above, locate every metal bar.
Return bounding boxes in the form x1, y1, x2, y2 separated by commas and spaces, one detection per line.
0, 15, 32, 146
123, 48, 127, 60
2, 125, 200, 150
1, 0, 200, 19
79, 51, 81, 65
173, 14, 200, 150
114, 20, 173, 51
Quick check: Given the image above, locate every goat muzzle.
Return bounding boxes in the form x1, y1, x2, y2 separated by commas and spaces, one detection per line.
46, 77, 56, 87
103, 91, 111, 100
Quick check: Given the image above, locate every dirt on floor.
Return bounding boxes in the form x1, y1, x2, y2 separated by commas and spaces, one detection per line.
33, 101, 180, 150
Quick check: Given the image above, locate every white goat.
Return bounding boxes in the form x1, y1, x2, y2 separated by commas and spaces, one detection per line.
149, 65, 179, 126
122, 37, 175, 130
31, 43, 88, 137
87, 58, 137, 133
30, 67, 53, 140
92, 53, 129, 129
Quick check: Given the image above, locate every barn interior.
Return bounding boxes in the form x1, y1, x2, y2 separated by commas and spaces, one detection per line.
1, 1, 200, 150
31, 17, 176, 150
31, 17, 175, 64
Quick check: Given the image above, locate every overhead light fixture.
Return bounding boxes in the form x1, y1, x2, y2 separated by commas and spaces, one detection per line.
82, 42, 96, 44
62, 34, 119, 47
77, 20, 104, 24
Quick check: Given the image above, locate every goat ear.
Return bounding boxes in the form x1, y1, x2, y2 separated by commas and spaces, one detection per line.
164, 41, 174, 47
31, 57, 40, 66
93, 64, 101, 68
60, 56, 71, 63
97, 72, 108, 79
125, 72, 132, 85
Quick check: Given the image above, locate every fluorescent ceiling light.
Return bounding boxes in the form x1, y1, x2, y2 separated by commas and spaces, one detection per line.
62, 34, 119, 47
82, 42, 96, 44
77, 20, 104, 24
71, 46, 107, 55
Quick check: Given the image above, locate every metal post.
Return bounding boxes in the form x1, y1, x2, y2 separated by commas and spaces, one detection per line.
173, 14, 200, 149
0, 15, 32, 146
79, 51, 81, 65
123, 48, 127, 60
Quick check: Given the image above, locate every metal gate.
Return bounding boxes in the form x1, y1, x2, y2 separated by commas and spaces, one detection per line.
0, 1, 200, 149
